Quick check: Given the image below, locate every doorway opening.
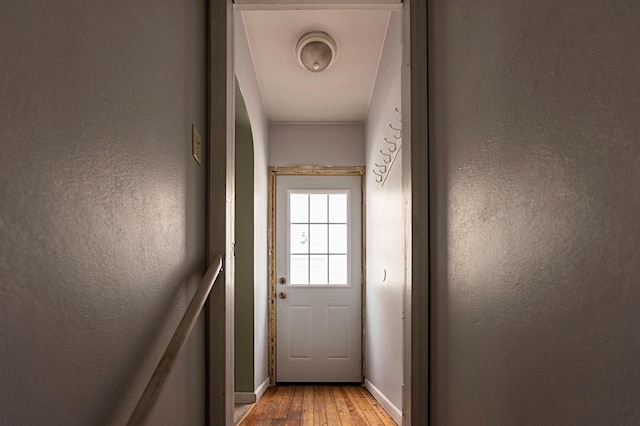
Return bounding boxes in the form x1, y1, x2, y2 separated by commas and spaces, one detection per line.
212, 1, 429, 425
268, 167, 365, 384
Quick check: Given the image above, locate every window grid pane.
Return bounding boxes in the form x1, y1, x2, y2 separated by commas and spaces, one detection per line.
329, 194, 348, 223
309, 194, 328, 223
329, 255, 348, 285
289, 191, 349, 285
290, 224, 309, 254
309, 224, 328, 253
328, 224, 347, 254
290, 193, 309, 222
310, 255, 328, 284
290, 255, 309, 284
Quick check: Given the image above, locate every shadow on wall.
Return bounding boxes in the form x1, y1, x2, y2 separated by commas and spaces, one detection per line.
234, 79, 256, 394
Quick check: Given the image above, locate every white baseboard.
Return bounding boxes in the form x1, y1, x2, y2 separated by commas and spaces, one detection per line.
235, 377, 271, 404
234, 392, 256, 404
255, 377, 270, 402
364, 378, 402, 425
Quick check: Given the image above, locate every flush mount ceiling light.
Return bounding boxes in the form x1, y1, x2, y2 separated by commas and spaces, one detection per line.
296, 31, 337, 73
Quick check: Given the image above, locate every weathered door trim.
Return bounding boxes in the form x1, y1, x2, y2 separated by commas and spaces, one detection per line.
268, 166, 365, 385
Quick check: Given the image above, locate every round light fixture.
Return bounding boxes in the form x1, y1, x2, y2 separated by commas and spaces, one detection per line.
296, 31, 337, 73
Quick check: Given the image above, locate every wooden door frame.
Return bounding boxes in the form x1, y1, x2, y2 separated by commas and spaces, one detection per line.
207, 0, 234, 425
268, 166, 366, 385
208, 1, 429, 425
401, 1, 429, 424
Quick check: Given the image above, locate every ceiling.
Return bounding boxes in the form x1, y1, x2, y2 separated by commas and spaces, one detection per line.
239, 6, 395, 123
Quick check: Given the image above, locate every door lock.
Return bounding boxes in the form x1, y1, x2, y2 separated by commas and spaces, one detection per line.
278, 277, 287, 285
278, 291, 287, 299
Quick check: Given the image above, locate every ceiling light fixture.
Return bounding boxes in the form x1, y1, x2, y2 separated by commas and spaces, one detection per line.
296, 31, 337, 73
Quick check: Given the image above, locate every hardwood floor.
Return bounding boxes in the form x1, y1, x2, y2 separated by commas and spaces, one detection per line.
238, 385, 397, 426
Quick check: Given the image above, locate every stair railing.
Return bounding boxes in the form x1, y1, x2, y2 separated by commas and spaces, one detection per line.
127, 253, 224, 426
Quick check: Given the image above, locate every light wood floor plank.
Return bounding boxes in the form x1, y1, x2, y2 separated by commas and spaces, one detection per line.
350, 386, 390, 426
263, 387, 287, 425
312, 385, 328, 426
323, 385, 342, 425
285, 386, 303, 425
358, 387, 396, 426
301, 385, 314, 424
238, 385, 396, 426
330, 386, 362, 425
344, 386, 380, 425
331, 386, 351, 425
273, 386, 294, 421
240, 387, 274, 426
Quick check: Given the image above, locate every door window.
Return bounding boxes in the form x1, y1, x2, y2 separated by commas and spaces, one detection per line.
288, 191, 349, 285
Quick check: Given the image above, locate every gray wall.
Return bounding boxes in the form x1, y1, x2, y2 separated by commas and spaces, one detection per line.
429, 0, 640, 424
235, 11, 271, 397
364, 10, 403, 423
269, 123, 365, 167
234, 82, 255, 393
0, 1, 208, 425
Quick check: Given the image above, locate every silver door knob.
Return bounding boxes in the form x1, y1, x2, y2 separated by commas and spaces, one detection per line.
278, 291, 287, 299
279, 277, 287, 285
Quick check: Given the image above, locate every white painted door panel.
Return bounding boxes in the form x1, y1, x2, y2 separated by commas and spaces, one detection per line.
276, 175, 362, 382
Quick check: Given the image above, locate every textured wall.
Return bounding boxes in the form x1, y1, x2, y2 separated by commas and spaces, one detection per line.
269, 123, 365, 167
363, 11, 403, 422
0, 1, 207, 425
429, 0, 640, 424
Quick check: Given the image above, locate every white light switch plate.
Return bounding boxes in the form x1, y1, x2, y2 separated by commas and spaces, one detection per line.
192, 124, 202, 165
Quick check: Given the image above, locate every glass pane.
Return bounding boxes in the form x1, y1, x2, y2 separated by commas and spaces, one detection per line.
329, 224, 347, 253
329, 255, 347, 284
310, 255, 328, 284
309, 224, 328, 253
290, 224, 309, 254
290, 193, 308, 223
290, 255, 309, 284
309, 194, 328, 223
329, 193, 347, 223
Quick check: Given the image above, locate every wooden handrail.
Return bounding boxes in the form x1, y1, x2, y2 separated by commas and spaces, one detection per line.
127, 253, 224, 426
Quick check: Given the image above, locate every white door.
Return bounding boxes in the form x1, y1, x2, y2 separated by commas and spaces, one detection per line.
276, 175, 362, 382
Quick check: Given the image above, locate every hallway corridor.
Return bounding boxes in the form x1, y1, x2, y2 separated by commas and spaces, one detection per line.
237, 385, 396, 425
